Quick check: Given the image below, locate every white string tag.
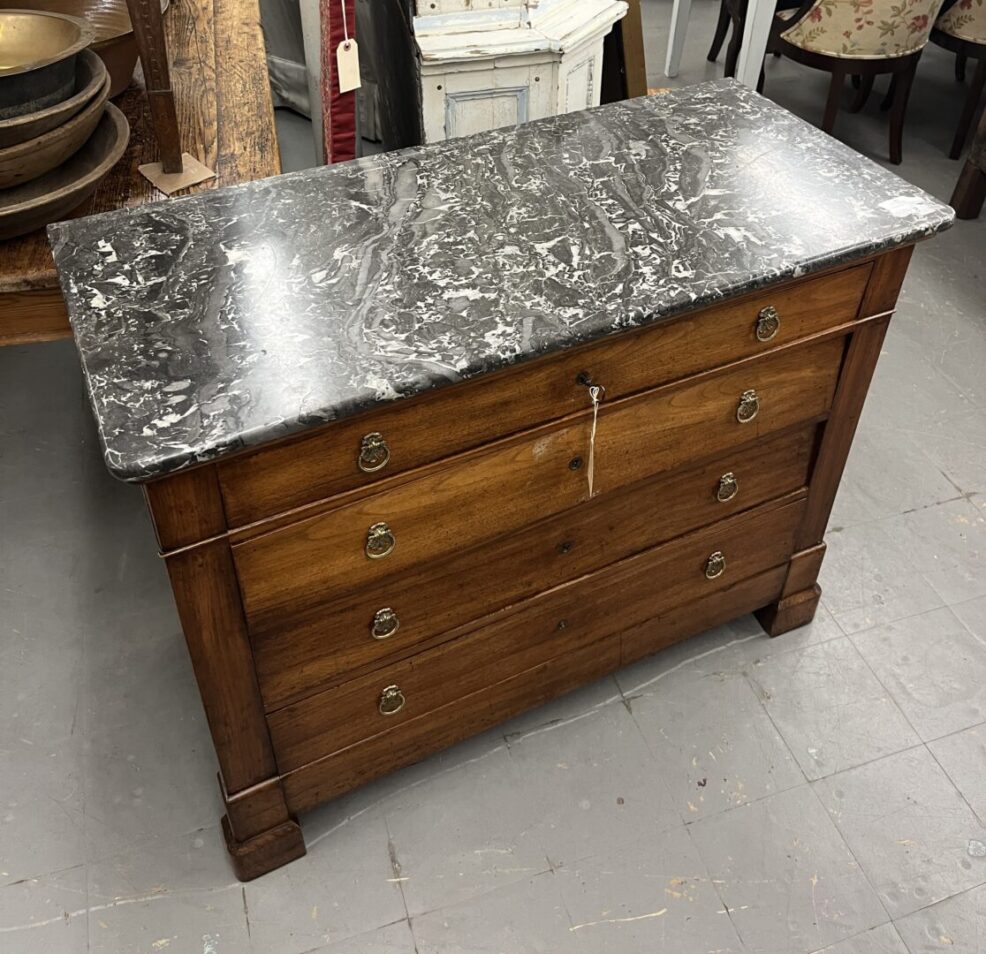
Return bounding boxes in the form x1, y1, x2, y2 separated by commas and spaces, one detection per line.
337, 0, 361, 94
587, 385, 602, 498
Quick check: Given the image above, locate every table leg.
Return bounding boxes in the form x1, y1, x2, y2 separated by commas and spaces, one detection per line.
951, 106, 986, 220
735, 0, 775, 89
665, 0, 694, 78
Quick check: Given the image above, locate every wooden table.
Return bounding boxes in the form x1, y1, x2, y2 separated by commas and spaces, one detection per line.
0, 0, 279, 347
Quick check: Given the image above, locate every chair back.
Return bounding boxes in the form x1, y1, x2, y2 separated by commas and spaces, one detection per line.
781, 0, 946, 58
935, 0, 986, 44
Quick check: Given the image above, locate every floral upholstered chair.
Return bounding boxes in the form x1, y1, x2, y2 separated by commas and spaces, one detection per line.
932, 0, 986, 156
764, 0, 946, 162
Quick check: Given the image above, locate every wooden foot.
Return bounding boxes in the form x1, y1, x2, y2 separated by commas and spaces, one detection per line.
756, 583, 822, 637
222, 814, 306, 881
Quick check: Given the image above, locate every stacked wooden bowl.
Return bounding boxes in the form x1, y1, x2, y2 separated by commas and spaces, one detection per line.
0, 9, 129, 240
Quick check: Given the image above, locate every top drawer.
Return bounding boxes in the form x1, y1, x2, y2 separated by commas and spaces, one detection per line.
217, 263, 871, 527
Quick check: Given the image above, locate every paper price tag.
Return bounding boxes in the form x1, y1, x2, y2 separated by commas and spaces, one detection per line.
337, 39, 361, 94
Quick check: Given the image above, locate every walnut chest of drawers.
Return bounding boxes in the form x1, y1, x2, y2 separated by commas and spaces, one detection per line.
48, 80, 953, 880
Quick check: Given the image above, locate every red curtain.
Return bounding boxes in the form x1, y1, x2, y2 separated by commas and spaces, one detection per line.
319, 0, 358, 163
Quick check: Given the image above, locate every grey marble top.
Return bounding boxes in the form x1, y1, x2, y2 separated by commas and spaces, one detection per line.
49, 79, 953, 483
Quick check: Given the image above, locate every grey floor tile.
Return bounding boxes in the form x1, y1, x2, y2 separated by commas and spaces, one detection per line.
916, 409, 986, 498
409, 872, 576, 954
0, 865, 88, 954
689, 785, 886, 954
819, 521, 943, 635
748, 638, 920, 780
307, 919, 416, 954
630, 669, 803, 821
884, 499, 986, 607
382, 741, 549, 917
498, 676, 623, 742
555, 827, 745, 953
852, 608, 986, 742
952, 594, 986, 640
929, 724, 986, 827
0, 740, 86, 887
829, 425, 960, 530
728, 602, 847, 667
244, 810, 405, 954
894, 882, 986, 953
87, 828, 249, 954
507, 696, 679, 866
815, 922, 909, 953
814, 747, 986, 919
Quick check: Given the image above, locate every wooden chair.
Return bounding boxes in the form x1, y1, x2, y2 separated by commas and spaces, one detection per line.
762, 0, 945, 163
932, 0, 986, 157
708, 0, 803, 77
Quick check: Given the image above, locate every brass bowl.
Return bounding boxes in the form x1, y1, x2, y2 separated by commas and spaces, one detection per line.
0, 10, 94, 118
0, 47, 106, 148
0, 65, 109, 188
0, 0, 171, 99
0, 100, 128, 241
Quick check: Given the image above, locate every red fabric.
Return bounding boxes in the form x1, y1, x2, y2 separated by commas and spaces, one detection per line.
320, 0, 357, 163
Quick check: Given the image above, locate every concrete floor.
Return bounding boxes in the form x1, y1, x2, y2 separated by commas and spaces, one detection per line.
2, 2, 986, 952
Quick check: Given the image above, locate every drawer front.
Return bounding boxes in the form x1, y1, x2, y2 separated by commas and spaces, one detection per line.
233, 336, 843, 626
253, 425, 817, 709
267, 493, 807, 772
218, 264, 870, 526
281, 566, 789, 813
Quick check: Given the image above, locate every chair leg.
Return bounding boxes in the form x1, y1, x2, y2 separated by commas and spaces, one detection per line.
822, 69, 845, 134
757, 62, 766, 93
889, 60, 918, 164
723, 11, 744, 78
880, 74, 897, 111
957, 52, 967, 82
849, 74, 875, 112
708, 0, 731, 62
950, 56, 986, 159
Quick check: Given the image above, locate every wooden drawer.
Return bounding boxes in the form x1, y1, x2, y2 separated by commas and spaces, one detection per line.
267, 492, 807, 772
280, 565, 790, 813
233, 336, 843, 626
252, 425, 817, 709
217, 264, 870, 526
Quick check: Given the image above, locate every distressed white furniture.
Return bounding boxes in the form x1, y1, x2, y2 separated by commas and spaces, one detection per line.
414, 0, 628, 142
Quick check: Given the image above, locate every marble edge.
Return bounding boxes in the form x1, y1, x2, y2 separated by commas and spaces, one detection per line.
95, 228, 949, 485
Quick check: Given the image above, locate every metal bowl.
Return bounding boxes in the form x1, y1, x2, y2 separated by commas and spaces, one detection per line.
0, 10, 94, 119
0, 100, 128, 241
0, 0, 170, 98
0, 47, 106, 148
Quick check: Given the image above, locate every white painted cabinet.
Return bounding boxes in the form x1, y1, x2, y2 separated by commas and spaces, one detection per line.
414, 0, 628, 143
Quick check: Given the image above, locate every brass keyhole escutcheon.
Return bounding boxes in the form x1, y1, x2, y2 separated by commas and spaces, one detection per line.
371, 607, 400, 640
705, 551, 726, 580
755, 305, 780, 342
736, 389, 760, 424
365, 522, 396, 559
378, 684, 406, 716
716, 472, 739, 503
358, 432, 390, 473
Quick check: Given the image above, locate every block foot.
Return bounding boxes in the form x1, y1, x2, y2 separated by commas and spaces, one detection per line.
755, 584, 822, 637
222, 814, 306, 881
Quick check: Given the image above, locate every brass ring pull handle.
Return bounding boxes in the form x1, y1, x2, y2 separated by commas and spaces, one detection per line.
378, 684, 406, 716
736, 389, 760, 424
755, 305, 780, 342
705, 550, 726, 580
358, 432, 390, 473
716, 472, 739, 503
371, 607, 400, 640
365, 522, 396, 560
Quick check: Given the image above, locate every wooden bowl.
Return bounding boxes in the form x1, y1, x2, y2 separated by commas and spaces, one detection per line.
0, 67, 110, 189
0, 0, 170, 99
0, 48, 106, 148
0, 101, 128, 241
0, 10, 94, 118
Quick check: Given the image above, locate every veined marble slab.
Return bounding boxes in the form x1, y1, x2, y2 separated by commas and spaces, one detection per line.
49, 79, 953, 482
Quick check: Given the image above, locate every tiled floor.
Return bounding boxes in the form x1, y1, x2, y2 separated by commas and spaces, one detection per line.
2, 2, 985, 952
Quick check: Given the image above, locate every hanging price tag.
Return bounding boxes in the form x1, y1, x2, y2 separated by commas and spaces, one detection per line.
336, 38, 361, 93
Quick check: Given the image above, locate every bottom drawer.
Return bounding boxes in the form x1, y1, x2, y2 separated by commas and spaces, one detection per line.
268, 492, 807, 773
280, 565, 789, 813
